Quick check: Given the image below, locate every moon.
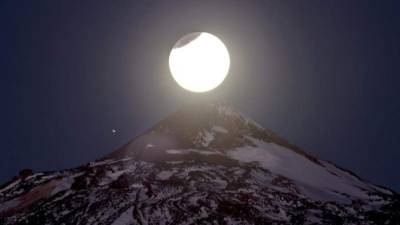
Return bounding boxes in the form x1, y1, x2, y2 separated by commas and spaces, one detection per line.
169, 32, 230, 93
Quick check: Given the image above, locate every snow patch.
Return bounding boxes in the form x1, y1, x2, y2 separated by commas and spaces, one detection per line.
166, 149, 183, 154
216, 104, 240, 117
188, 149, 222, 156
156, 171, 174, 180
0, 179, 21, 194
106, 170, 130, 181
146, 143, 155, 148
227, 137, 374, 202
199, 130, 214, 147
51, 177, 73, 195
166, 149, 222, 156
90, 157, 132, 167
212, 126, 228, 133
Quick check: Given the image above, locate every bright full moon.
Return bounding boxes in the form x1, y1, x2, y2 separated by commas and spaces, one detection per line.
169, 32, 230, 92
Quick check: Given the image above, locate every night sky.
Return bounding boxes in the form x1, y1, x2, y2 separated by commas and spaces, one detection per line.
1, 1, 399, 191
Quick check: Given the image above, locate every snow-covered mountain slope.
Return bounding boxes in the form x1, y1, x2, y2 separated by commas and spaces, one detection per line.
1, 103, 399, 225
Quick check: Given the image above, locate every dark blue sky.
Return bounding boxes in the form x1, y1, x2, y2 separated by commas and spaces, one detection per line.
1, 1, 399, 190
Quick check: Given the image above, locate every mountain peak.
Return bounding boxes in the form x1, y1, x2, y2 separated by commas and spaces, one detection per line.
105, 102, 320, 165
103, 102, 278, 160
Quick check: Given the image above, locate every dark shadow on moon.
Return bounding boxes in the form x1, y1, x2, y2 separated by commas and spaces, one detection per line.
173, 32, 202, 49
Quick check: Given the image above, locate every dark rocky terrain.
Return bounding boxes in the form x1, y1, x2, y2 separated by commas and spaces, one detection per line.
1, 103, 399, 225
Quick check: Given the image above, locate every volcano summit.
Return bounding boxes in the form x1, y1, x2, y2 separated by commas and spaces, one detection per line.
0, 103, 399, 225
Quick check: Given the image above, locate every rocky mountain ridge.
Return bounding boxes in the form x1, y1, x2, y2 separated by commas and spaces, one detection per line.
1, 103, 399, 224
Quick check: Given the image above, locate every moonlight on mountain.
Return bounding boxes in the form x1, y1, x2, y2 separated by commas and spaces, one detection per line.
1, 1, 400, 225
